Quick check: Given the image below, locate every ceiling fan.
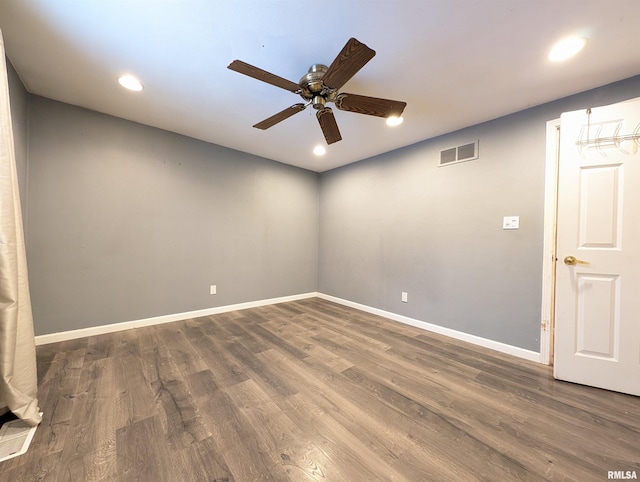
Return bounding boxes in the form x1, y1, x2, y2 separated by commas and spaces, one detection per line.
227, 38, 407, 145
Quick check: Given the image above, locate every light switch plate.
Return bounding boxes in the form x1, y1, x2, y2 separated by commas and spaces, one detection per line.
503, 216, 520, 230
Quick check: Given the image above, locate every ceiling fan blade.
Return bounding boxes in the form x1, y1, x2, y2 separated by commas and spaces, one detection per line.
228, 60, 301, 93
321, 38, 376, 90
253, 103, 307, 130
335, 93, 406, 118
316, 107, 342, 145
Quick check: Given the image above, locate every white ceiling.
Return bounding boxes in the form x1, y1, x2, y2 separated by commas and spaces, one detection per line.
1, 1, 639, 172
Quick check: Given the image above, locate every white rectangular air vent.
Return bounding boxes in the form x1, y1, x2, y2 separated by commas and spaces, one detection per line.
439, 140, 479, 166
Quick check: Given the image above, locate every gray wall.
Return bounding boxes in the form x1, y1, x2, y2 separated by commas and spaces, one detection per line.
6, 58, 28, 218
26, 97, 319, 335
318, 75, 640, 352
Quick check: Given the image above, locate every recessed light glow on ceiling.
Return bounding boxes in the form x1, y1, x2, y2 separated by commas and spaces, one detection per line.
386, 116, 404, 127
313, 145, 326, 156
118, 74, 143, 91
548, 37, 586, 62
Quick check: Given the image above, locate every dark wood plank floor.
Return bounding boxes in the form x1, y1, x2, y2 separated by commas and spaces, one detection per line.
1, 298, 639, 481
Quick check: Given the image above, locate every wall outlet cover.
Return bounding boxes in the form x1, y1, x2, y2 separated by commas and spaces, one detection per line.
503, 216, 520, 230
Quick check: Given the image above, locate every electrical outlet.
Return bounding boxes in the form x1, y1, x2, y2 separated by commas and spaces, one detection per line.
401, 292, 408, 303
503, 216, 520, 230
210, 285, 217, 295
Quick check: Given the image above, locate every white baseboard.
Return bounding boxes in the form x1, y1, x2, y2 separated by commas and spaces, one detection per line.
34, 292, 318, 346
36, 291, 542, 364
317, 293, 542, 363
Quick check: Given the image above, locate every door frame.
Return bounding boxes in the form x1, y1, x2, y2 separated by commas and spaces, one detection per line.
539, 118, 561, 365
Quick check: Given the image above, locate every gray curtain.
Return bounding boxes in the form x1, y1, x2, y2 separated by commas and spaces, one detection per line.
0, 29, 42, 427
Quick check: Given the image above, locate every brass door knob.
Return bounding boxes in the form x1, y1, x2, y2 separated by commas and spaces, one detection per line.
564, 255, 590, 266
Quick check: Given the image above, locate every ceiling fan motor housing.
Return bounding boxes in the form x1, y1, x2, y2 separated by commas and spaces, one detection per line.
299, 64, 336, 107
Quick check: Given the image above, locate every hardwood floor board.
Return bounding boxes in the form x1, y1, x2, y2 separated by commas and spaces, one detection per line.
154, 323, 209, 378
187, 331, 250, 388
340, 365, 536, 481
83, 332, 118, 364
286, 312, 600, 478
248, 323, 311, 360
350, 317, 633, 427
315, 324, 478, 391
180, 318, 209, 340
199, 312, 271, 359
258, 347, 478, 482
268, 301, 307, 316
503, 413, 638, 478
133, 325, 162, 353
196, 388, 283, 481
276, 391, 411, 481
55, 449, 95, 482
183, 435, 236, 481
225, 378, 331, 481
35, 342, 59, 380
168, 436, 235, 482
285, 332, 354, 372
224, 342, 298, 398
485, 368, 638, 426
255, 305, 310, 329
220, 316, 271, 354
300, 300, 400, 335
475, 365, 640, 432
56, 337, 89, 353
144, 344, 212, 448
327, 310, 508, 370
113, 352, 157, 426
223, 308, 255, 320
375, 338, 640, 470
79, 358, 119, 482
305, 303, 539, 384
421, 335, 605, 410
291, 299, 345, 319
36, 348, 87, 454
338, 342, 603, 481
108, 329, 140, 358
194, 312, 235, 338
471, 371, 640, 462
0, 349, 87, 473
115, 415, 169, 482
3, 450, 65, 481
325, 318, 639, 480
281, 304, 396, 354
57, 354, 101, 473
240, 309, 271, 324
186, 369, 219, 399
309, 331, 400, 373
260, 316, 315, 340
134, 328, 164, 387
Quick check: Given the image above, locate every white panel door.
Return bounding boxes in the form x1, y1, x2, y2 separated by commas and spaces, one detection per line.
554, 98, 640, 395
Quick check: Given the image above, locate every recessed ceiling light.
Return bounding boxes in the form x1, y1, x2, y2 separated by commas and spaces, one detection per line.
386, 116, 404, 127
548, 37, 586, 62
313, 145, 326, 156
118, 74, 143, 91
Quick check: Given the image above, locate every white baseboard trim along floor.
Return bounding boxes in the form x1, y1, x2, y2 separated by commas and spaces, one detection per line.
34, 292, 541, 363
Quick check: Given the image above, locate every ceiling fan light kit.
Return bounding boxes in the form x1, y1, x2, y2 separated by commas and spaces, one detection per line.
228, 38, 407, 145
